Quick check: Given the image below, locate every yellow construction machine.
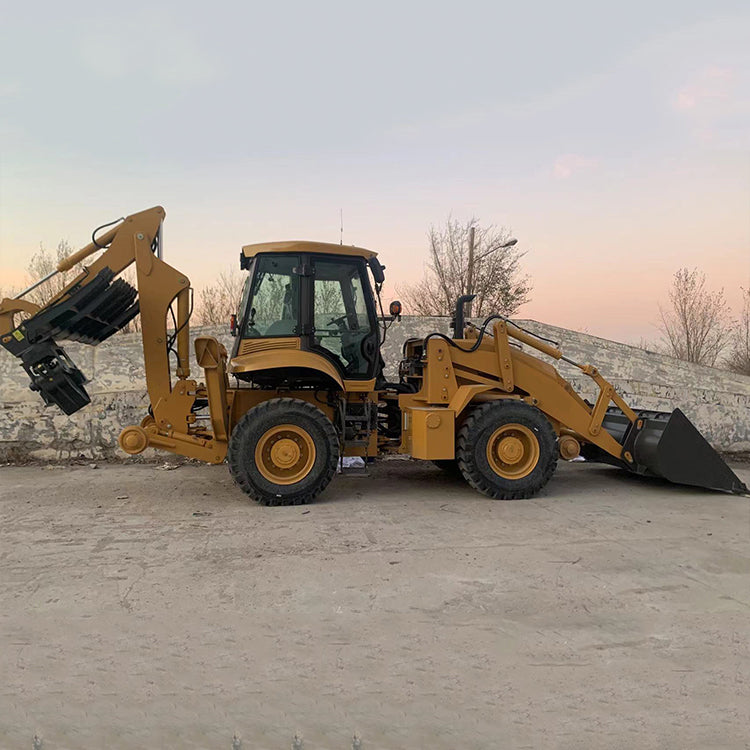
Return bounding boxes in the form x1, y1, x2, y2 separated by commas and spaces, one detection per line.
1, 207, 746, 504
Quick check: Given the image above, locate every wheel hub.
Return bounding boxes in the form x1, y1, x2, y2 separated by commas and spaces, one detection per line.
486, 423, 540, 479
497, 436, 523, 464
255, 424, 316, 485
270, 438, 301, 468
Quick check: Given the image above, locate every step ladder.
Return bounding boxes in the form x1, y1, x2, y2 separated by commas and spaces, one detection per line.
338, 399, 376, 477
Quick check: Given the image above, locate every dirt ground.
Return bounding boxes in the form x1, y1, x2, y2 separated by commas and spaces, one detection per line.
1, 458, 749, 750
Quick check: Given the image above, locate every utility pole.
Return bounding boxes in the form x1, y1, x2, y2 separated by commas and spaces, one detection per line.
466, 226, 476, 318
465, 230, 518, 319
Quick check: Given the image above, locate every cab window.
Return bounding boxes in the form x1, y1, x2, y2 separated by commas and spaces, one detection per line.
243, 255, 299, 337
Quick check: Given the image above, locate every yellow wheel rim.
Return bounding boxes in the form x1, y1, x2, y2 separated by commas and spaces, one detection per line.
255, 424, 316, 485
486, 423, 540, 479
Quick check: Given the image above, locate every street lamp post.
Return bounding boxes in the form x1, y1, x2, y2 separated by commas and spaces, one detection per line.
466, 227, 476, 318
465, 230, 517, 318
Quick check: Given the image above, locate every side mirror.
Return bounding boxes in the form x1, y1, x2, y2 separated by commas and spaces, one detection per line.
389, 300, 402, 320
368, 256, 386, 285
229, 314, 238, 337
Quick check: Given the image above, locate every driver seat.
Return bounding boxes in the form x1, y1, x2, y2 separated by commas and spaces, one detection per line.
264, 281, 297, 337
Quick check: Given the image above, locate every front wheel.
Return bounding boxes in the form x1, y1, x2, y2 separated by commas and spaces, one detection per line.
228, 398, 339, 506
457, 400, 557, 500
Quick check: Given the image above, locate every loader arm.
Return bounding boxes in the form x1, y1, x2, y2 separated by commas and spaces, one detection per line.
404, 316, 747, 495
0, 206, 229, 463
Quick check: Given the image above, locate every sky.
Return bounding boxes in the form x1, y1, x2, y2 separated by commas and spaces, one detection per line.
1, 0, 748, 344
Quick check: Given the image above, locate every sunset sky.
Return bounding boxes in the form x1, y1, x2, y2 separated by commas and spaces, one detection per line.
1, 0, 748, 344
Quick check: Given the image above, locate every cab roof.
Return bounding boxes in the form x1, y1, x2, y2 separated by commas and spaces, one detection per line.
241, 240, 377, 260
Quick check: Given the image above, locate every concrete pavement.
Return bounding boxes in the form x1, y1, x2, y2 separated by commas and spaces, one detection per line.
1, 458, 748, 749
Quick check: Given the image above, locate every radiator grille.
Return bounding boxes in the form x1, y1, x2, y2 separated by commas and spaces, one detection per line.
237, 338, 301, 356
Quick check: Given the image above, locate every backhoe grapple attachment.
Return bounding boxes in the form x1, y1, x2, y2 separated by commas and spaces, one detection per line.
20, 269, 139, 346
1, 268, 140, 414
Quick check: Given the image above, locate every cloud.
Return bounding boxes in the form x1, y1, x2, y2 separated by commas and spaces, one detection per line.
552, 154, 597, 180
672, 64, 750, 149
674, 66, 734, 111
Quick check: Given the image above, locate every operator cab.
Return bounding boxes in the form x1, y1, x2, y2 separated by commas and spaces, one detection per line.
231, 241, 384, 387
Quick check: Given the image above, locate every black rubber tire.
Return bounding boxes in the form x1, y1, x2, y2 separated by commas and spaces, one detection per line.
457, 400, 557, 500
228, 398, 339, 506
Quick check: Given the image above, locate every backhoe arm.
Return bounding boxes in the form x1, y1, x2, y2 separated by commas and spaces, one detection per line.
0, 206, 192, 421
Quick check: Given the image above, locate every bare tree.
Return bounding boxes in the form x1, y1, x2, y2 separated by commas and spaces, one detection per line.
0, 283, 19, 301
0, 241, 81, 326
399, 217, 531, 317
23, 240, 83, 306
658, 268, 733, 366
725, 287, 750, 375
195, 269, 245, 326
16, 241, 144, 334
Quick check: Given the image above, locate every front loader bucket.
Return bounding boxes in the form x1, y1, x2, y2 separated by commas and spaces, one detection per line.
627, 409, 747, 495
586, 408, 748, 495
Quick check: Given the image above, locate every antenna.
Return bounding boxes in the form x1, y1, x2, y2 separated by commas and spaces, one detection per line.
340, 209, 343, 245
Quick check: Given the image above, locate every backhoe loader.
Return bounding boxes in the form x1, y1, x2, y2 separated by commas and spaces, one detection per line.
1, 206, 746, 504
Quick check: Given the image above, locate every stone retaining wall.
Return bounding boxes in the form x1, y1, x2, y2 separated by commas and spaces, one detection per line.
1, 317, 748, 460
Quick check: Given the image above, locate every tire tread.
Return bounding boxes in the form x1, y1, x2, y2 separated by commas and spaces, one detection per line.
457, 401, 557, 500
227, 397, 339, 506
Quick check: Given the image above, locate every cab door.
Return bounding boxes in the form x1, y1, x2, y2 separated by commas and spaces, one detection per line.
309, 255, 379, 379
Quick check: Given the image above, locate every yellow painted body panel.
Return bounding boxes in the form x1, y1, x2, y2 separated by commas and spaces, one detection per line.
229, 388, 334, 426
404, 407, 455, 460
343, 378, 376, 393
229, 349, 345, 389
242, 240, 377, 260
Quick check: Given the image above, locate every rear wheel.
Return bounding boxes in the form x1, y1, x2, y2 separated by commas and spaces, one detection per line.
457, 400, 557, 500
228, 398, 339, 505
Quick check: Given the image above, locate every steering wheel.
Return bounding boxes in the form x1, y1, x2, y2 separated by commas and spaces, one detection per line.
328, 314, 349, 330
